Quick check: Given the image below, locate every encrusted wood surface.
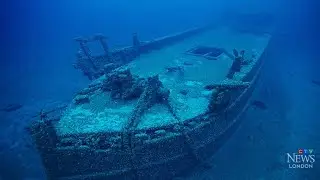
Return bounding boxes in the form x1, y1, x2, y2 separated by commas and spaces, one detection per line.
29, 63, 262, 179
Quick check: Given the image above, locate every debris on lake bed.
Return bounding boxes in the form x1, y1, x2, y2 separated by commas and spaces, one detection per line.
250, 100, 268, 110
0, 104, 23, 112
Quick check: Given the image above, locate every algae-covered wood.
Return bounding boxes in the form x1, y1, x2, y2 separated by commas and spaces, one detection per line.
55, 26, 270, 136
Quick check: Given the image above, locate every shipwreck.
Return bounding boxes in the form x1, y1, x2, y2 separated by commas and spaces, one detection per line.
28, 13, 274, 180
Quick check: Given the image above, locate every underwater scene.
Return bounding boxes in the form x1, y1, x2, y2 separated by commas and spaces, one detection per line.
1, 0, 319, 179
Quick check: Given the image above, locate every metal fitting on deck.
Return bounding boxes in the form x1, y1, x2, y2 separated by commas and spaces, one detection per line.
132, 33, 140, 49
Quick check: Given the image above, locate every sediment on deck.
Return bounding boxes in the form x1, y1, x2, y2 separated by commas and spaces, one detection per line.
73, 27, 208, 80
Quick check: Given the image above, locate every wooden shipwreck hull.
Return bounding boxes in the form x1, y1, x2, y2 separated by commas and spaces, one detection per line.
29, 14, 273, 180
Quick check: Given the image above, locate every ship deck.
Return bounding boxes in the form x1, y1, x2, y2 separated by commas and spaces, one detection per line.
55, 26, 270, 136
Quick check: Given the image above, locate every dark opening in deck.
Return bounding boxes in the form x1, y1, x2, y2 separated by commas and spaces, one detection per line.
185, 46, 224, 60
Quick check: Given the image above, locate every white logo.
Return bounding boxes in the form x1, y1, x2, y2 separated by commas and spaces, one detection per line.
286, 149, 315, 169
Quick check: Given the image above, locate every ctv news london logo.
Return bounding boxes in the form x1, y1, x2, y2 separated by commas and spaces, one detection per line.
286, 149, 316, 169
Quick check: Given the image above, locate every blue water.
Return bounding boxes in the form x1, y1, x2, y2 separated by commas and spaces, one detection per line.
1, 0, 319, 179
